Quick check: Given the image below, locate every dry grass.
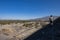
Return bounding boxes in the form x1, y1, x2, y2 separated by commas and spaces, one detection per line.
0, 20, 49, 40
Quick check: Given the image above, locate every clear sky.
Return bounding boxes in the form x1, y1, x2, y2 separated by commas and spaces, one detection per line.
0, 0, 60, 20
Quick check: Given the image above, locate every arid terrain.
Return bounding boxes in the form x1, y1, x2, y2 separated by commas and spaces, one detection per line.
0, 16, 58, 40
0, 20, 49, 40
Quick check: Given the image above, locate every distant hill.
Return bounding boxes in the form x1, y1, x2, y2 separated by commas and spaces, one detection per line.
0, 16, 59, 23
30, 16, 59, 22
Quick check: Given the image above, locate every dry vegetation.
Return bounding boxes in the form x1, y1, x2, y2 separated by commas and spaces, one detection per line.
0, 20, 49, 40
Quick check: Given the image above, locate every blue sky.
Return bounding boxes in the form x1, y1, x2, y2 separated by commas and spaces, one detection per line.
0, 0, 60, 20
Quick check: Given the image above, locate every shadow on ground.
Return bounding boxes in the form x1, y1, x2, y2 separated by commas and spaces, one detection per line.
24, 17, 60, 40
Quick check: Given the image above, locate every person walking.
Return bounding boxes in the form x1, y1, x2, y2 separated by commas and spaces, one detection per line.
49, 15, 54, 25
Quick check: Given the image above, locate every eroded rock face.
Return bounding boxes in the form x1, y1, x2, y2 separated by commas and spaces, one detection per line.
53, 17, 60, 24
24, 17, 60, 40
